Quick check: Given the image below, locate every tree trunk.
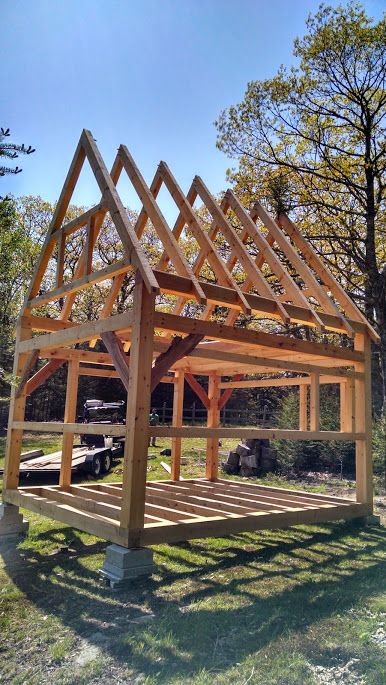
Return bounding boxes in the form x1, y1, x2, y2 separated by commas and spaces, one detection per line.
364, 151, 384, 416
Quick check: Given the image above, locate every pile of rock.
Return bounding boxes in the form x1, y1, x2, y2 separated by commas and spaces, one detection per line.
222, 439, 278, 477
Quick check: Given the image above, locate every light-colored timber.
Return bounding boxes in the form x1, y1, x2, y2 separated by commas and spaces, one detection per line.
2, 129, 376, 553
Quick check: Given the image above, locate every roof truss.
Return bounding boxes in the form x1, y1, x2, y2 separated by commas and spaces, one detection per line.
22, 129, 378, 345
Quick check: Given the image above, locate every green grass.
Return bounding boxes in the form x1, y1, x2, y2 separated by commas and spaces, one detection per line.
0, 434, 385, 684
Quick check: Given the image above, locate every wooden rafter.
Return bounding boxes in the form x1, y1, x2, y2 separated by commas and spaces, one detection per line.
278, 212, 379, 342
117, 145, 206, 305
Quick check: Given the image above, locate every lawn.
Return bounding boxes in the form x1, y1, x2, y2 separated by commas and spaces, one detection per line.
0, 434, 385, 685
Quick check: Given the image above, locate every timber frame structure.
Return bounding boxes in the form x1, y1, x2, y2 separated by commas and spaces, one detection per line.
2, 129, 379, 548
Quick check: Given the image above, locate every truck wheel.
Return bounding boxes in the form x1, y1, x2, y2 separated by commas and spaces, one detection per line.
101, 451, 112, 474
90, 454, 102, 478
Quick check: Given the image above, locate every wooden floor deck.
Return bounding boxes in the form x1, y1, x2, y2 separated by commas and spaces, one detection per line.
4, 479, 370, 547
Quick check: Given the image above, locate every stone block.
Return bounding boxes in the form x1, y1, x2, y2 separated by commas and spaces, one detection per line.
240, 466, 259, 478
221, 462, 240, 475
240, 453, 260, 469
99, 545, 155, 589
235, 443, 251, 458
0, 503, 29, 539
226, 451, 240, 466
260, 446, 278, 471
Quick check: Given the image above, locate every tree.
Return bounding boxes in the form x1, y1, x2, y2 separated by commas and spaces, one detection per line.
0, 128, 35, 177
215, 1, 386, 414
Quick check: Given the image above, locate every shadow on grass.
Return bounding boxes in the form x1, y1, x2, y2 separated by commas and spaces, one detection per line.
2, 520, 386, 682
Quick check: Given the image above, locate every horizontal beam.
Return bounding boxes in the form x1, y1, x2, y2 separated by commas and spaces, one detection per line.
219, 375, 345, 389
151, 426, 362, 441
12, 421, 364, 441
19, 310, 133, 352
3, 488, 128, 546
50, 204, 105, 242
78, 366, 175, 382
141, 500, 370, 545
153, 311, 364, 364
27, 259, 130, 308
153, 271, 367, 335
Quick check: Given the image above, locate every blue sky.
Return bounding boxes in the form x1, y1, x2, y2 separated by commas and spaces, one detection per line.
1, 0, 384, 222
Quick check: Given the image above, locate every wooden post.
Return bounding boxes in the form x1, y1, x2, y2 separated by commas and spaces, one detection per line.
310, 373, 320, 432
354, 333, 373, 507
3, 322, 32, 491
340, 377, 355, 432
171, 371, 184, 480
206, 374, 220, 481
59, 360, 79, 489
120, 273, 155, 546
299, 384, 308, 431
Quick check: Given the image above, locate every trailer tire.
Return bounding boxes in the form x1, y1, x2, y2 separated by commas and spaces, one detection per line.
90, 454, 102, 478
101, 451, 112, 474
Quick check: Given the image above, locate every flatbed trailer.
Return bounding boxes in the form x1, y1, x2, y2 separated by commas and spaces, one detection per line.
0, 443, 124, 480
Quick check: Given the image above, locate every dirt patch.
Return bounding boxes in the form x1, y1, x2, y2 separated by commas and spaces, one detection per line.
309, 658, 365, 684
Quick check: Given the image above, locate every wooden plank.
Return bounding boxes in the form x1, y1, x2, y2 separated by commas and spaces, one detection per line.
12, 421, 363, 441
19, 309, 133, 352
147, 481, 294, 513
278, 212, 379, 342
80, 130, 159, 294
251, 199, 353, 334
42, 486, 121, 519
299, 384, 308, 431
59, 360, 79, 488
84, 216, 96, 276
3, 488, 128, 546
226, 192, 324, 328
193, 177, 290, 324
101, 331, 130, 391
21, 315, 77, 332
50, 204, 105, 242
57, 156, 125, 323
218, 373, 243, 410
28, 259, 130, 308
185, 373, 210, 409
165, 479, 347, 510
171, 371, 184, 481
340, 377, 355, 433
214, 478, 356, 505
24, 359, 66, 396
23, 139, 86, 304
310, 373, 320, 432
152, 270, 368, 335
56, 232, 65, 288
152, 311, 363, 364
14, 349, 39, 399
89, 273, 125, 348
157, 162, 251, 314
218, 375, 340, 389
118, 145, 206, 304
120, 274, 155, 545
149, 426, 362, 441
141, 501, 370, 545
151, 334, 203, 392
354, 333, 373, 506
206, 374, 220, 481
3, 323, 32, 490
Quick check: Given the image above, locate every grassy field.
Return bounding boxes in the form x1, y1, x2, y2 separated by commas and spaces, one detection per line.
0, 434, 385, 685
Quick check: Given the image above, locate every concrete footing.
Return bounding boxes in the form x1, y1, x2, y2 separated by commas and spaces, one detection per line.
0, 503, 29, 539
99, 544, 155, 588
355, 514, 382, 526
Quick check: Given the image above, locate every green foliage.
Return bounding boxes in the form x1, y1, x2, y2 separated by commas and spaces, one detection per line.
373, 413, 386, 479
215, 1, 386, 414
0, 127, 35, 179
275, 386, 355, 475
